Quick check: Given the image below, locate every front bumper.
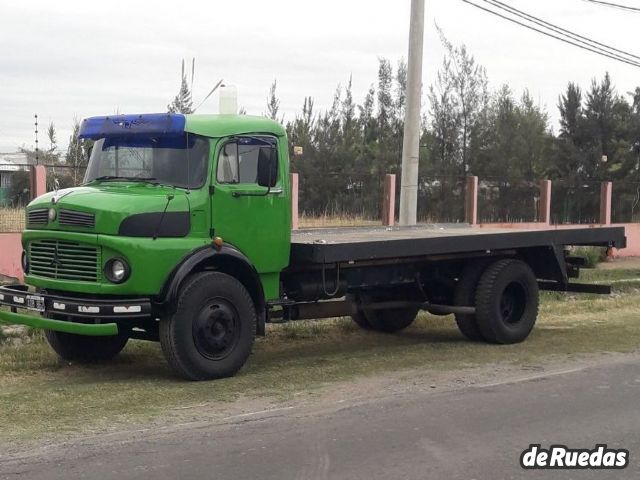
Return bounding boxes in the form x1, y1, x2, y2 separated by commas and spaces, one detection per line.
0, 285, 151, 336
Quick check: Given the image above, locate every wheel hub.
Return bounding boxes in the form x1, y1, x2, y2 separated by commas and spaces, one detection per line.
193, 300, 240, 360
500, 282, 526, 324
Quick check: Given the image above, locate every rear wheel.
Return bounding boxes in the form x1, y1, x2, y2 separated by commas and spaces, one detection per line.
366, 307, 418, 333
453, 260, 490, 341
44, 328, 128, 363
356, 292, 419, 333
348, 294, 372, 330
160, 271, 256, 380
475, 259, 539, 344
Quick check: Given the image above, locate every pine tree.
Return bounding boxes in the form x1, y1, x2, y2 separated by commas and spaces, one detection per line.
631, 87, 640, 117
66, 118, 92, 185
341, 75, 356, 140
394, 58, 407, 129
359, 84, 376, 146
266, 80, 281, 121
376, 58, 393, 136
167, 60, 194, 114
47, 122, 57, 153
518, 90, 550, 179
582, 72, 629, 179
428, 55, 460, 176
552, 82, 586, 182
437, 29, 488, 175
558, 82, 583, 141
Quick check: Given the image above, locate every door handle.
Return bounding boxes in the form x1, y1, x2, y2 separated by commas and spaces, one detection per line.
231, 187, 284, 197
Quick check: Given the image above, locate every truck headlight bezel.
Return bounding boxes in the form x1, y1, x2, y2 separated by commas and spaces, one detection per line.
104, 258, 130, 284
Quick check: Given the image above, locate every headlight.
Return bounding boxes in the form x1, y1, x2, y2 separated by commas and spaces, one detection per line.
48, 208, 57, 222
104, 258, 130, 283
21, 250, 29, 274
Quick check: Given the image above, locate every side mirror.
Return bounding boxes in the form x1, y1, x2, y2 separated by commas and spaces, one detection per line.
257, 147, 277, 188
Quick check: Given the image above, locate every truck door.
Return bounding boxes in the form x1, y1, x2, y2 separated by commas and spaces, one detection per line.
210, 135, 291, 288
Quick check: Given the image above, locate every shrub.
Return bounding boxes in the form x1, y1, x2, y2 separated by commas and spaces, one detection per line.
572, 246, 607, 268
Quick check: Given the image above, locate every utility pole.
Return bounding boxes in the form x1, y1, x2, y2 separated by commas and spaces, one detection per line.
34, 114, 39, 165
399, 0, 425, 226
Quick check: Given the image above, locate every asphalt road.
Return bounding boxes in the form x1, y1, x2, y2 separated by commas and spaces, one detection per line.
2, 357, 640, 480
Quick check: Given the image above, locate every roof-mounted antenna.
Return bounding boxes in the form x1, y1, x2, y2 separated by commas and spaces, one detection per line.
193, 79, 224, 113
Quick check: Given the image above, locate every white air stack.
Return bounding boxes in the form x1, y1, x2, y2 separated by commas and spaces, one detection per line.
219, 85, 238, 115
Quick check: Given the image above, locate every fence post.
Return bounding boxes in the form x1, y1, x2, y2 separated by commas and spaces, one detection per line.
30, 165, 47, 199
291, 173, 299, 230
600, 181, 612, 225
465, 176, 478, 225
538, 179, 551, 225
382, 174, 396, 226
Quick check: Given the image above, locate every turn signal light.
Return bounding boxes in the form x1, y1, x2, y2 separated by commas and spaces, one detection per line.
212, 236, 224, 251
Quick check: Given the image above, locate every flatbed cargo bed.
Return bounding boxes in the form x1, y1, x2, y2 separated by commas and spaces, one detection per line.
290, 224, 626, 264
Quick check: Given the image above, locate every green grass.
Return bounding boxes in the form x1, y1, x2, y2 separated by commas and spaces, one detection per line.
2, 265, 640, 443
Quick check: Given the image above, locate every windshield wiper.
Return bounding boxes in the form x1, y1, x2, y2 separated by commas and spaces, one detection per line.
85, 176, 190, 191
89, 176, 159, 184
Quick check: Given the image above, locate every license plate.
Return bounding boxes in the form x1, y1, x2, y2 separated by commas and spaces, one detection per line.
26, 294, 45, 312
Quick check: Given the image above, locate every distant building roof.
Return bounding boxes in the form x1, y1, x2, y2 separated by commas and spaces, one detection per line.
0, 152, 29, 171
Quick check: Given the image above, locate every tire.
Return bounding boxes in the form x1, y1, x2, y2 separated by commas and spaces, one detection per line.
475, 259, 539, 344
366, 308, 417, 333
160, 271, 256, 381
348, 294, 372, 330
351, 311, 372, 329
44, 329, 128, 363
360, 293, 419, 333
453, 261, 490, 341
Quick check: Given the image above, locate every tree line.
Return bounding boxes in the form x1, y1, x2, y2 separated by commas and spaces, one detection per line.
281, 35, 640, 221
14, 41, 640, 221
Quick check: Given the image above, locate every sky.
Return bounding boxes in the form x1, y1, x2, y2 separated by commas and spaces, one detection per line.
0, 0, 638, 153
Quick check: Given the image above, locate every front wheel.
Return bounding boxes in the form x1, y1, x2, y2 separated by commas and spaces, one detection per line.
160, 271, 256, 381
44, 329, 128, 363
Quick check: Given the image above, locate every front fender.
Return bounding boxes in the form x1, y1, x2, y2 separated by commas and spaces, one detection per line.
157, 243, 266, 335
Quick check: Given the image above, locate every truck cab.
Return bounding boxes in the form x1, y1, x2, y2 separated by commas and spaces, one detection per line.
1, 113, 292, 379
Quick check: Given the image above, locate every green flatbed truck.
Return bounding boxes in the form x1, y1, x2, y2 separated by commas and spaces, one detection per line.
0, 113, 627, 380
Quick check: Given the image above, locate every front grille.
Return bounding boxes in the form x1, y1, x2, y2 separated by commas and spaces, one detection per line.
59, 209, 95, 228
28, 209, 48, 226
29, 239, 100, 282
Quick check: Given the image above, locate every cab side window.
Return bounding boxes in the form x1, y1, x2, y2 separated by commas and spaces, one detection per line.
216, 136, 278, 184
217, 142, 239, 183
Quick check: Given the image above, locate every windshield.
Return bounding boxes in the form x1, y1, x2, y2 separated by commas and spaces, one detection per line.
84, 134, 209, 189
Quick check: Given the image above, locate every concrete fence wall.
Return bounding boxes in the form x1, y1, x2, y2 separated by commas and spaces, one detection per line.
0, 166, 46, 282
0, 233, 23, 281
464, 176, 636, 255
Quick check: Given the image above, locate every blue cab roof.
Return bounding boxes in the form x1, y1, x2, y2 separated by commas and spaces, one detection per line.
78, 113, 185, 139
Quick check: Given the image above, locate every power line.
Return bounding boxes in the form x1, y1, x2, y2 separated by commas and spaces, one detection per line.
485, 0, 640, 62
461, 0, 640, 68
581, 0, 640, 12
